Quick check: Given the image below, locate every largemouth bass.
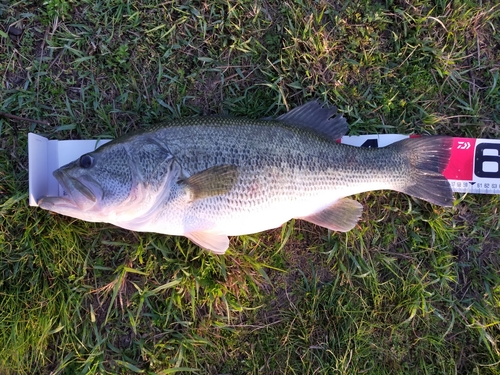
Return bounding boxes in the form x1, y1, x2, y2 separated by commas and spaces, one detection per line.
38, 101, 453, 253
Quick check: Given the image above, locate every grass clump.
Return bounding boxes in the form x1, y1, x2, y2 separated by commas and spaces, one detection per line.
1, 0, 500, 374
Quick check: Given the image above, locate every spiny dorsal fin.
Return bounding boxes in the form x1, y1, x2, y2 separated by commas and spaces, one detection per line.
277, 100, 348, 140
181, 165, 239, 200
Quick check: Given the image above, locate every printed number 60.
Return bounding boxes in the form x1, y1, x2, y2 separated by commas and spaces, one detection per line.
474, 143, 500, 178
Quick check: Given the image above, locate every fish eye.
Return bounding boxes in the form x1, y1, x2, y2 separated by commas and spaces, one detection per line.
79, 154, 94, 168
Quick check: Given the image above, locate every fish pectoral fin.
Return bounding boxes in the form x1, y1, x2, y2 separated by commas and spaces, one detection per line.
186, 231, 230, 254
181, 164, 239, 200
298, 198, 363, 232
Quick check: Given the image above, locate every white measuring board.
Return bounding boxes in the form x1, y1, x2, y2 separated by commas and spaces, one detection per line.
29, 133, 499, 207
340, 135, 500, 195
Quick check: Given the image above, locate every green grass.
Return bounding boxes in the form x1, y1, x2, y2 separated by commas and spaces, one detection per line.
1, 0, 500, 374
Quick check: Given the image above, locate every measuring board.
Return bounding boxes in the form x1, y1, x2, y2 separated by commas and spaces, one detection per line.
340, 135, 500, 195
28, 133, 499, 207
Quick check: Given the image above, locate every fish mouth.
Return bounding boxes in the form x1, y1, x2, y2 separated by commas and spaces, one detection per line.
38, 169, 101, 212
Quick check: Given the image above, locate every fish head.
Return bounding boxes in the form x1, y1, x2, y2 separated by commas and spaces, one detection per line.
38, 139, 172, 223
52, 157, 105, 212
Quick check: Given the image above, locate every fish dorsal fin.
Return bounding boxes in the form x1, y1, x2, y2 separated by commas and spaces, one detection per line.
298, 198, 363, 232
180, 165, 239, 200
186, 231, 230, 254
276, 100, 348, 140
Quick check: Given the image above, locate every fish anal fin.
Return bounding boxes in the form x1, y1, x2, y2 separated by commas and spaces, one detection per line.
276, 100, 348, 140
181, 165, 239, 200
298, 198, 363, 232
186, 231, 229, 254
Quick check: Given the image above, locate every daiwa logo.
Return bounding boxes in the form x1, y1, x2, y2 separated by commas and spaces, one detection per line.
457, 141, 471, 150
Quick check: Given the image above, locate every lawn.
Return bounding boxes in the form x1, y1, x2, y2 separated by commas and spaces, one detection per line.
1, 0, 499, 374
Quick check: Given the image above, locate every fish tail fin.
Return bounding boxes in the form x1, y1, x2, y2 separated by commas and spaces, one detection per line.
392, 136, 454, 207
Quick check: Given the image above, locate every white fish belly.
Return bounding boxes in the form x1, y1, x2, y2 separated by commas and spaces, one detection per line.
185, 185, 375, 236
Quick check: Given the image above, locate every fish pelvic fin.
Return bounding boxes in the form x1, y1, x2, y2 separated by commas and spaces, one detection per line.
298, 198, 363, 232
186, 231, 229, 254
392, 136, 454, 207
181, 165, 239, 200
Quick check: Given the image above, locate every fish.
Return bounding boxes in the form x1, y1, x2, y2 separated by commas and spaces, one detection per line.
38, 101, 453, 254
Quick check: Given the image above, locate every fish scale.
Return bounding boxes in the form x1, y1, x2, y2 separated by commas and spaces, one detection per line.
39, 101, 453, 253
